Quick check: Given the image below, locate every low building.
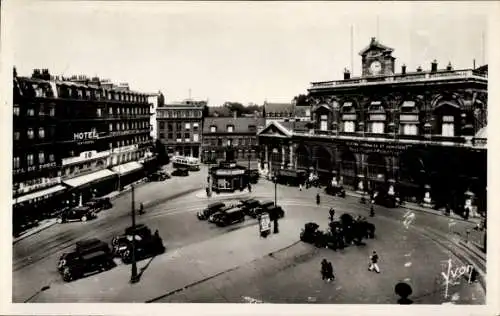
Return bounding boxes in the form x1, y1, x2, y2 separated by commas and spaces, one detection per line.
201, 115, 264, 164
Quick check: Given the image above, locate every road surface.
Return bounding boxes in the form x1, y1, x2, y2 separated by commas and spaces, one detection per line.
13, 166, 485, 304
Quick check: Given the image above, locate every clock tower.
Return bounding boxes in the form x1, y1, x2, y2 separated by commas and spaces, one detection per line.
359, 37, 396, 77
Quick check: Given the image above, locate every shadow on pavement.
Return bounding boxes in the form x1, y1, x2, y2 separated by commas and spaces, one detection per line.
137, 256, 157, 281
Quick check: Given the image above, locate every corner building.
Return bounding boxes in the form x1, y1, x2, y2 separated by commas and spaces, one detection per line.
258, 38, 487, 213
13, 69, 155, 230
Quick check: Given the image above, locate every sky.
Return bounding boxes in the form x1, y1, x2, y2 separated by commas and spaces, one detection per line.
6, 1, 492, 107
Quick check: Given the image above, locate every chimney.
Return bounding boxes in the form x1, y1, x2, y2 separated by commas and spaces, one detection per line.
416, 66, 422, 72
446, 62, 453, 71
343, 68, 351, 80
431, 59, 438, 72
473, 59, 476, 69
401, 64, 406, 75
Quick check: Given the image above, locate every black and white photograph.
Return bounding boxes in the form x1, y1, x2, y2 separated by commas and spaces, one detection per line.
1, 1, 499, 315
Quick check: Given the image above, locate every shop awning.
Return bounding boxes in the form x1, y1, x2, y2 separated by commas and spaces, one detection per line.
63, 169, 116, 188
111, 161, 143, 176
14, 184, 67, 205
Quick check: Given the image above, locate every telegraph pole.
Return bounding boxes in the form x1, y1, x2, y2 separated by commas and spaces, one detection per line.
130, 184, 139, 283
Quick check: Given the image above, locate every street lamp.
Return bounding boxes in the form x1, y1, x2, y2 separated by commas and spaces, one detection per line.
130, 184, 139, 284
272, 148, 279, 205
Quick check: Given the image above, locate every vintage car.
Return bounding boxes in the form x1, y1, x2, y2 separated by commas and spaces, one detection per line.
300, 222, 322, 244
265, 205, 285, 220
147, 171, 171, 182
197, 201, 226, 220
249, 200, 275, 218
171, 168, 189, 177
212, 207, 245, 227
238, 198, 261, 217
88, 197, 113, 210
325, 185, 346, 198
57, 238, 115, 282
111, 224, 165, 264
56, 206, 97, 223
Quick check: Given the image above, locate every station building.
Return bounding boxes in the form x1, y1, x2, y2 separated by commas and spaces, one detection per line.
258, 38, 487, 213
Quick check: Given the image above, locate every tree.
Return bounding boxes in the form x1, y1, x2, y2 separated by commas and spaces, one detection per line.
154, 139, 169, 166
293, 94, 309, 106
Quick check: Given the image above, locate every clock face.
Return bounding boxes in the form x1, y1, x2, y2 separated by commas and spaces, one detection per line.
370, 61, 382, 75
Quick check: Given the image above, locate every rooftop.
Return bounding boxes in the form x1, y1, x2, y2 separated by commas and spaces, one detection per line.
203, 117, 264, 134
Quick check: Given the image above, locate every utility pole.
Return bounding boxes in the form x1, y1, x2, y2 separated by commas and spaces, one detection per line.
130, 184, 139, 283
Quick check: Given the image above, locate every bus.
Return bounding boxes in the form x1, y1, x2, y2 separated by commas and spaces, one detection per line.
172, 156, 200, 171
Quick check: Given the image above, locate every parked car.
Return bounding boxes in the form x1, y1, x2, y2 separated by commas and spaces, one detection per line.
57, 238, 115, 282
172, 168, 189, 177
251, 200, 275, 217
197, 201, 226, 220
238, 198, 261, 217
56, 206, 96, 223
213, 207, 246, 227
89, 197, 113, 210
147, 171, 171, 182
208, 205, 237, 223
325, 185, 346, 198
265, 205, 285, 220
111, 224, 165, 264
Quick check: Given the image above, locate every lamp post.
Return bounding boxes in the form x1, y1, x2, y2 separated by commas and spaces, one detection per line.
272, 148, 278, 205
130, 184, 139, 283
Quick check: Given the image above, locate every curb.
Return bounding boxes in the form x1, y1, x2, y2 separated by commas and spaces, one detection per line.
13, 178, 148, 244
13, 220, 58, 245
342, 190, 480, 225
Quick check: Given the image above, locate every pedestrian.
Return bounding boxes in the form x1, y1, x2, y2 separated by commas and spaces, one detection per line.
316, 193, 321, 206
368, 251, 380, 273
329, 208, 335, 222
248, 183, 252, 193
327, 260, 335, 281
321, 259, 329, 281
299, 183, 303, 191
139, 202, 145, 215
370, 205, 375, 217
273, 218, 279, 234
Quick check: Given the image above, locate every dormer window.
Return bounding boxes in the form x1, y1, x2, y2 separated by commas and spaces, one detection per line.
210, 126, 217, 133
227, 125, 234, 133
368, 101, 384, 113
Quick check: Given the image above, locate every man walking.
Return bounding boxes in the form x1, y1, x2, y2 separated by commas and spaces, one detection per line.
316, 193, 321, 206
326, 260, 335, 282
370, 205, 375, 217
321, 259, 329, 281
368, 251, 380, 273
329, 208, 335, 222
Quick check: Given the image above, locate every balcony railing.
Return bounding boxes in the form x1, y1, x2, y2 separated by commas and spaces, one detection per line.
310, 68, 487, 90
294, 129, 486, 149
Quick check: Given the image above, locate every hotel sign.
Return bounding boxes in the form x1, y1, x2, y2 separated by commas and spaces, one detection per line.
74, 131, 99, 141
344, 140, 412, 155
74, 131, 99, 145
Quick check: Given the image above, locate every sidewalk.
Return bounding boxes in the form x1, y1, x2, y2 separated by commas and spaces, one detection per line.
13, 218, 58, 244
13, 178, 148, 244
340, 189, 482, 226
33, 217, 303, 302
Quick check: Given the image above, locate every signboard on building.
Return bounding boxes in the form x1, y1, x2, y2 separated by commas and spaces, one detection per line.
74, 130, 99, 145
344, 140, 412, 155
